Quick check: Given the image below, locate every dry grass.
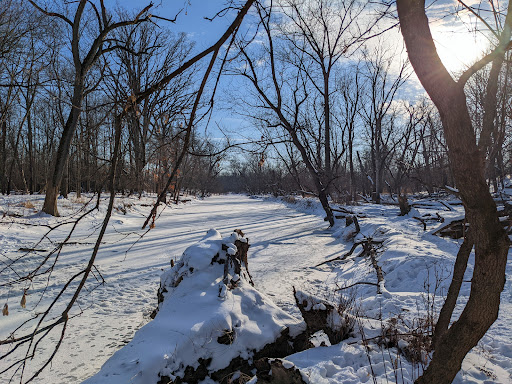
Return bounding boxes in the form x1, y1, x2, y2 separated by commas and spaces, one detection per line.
71, 196, 88, 204
17, 200, 35, 209
282, 196, 297, 204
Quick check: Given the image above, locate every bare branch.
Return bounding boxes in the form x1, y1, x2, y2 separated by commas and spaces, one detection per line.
27, 0, 73, 27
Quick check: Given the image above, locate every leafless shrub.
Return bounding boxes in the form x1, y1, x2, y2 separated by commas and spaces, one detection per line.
282, 195, 297, 204
378, 267, 446, 380
337, 292, 356, 339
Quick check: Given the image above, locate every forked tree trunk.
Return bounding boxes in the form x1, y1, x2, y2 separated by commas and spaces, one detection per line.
396, 1, 510, 383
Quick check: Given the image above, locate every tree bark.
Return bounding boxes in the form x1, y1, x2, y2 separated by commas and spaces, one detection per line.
42, 79, 84, 215
27, 109, 35, 194
396, 1, 510, 383
323, 70, 332, 188
7, 118, 24, 194
432, 228, 473, 347
60, 158, 69, 198
0, 120, 6, 194
349, 139, 355, 201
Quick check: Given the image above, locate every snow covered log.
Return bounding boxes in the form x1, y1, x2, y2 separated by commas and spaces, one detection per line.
84, 229, 306, 384
252, 358, 307, 383
432, 218, 467, 239
432, 210, 511, 239
293, 288, 354, 346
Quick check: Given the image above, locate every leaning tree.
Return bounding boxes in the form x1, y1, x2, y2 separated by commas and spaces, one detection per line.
396, 0, 511, 383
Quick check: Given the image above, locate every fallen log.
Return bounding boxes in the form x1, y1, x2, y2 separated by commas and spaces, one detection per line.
411, 200, 454, 211
368, 246, 385, 294
330, 206, 354, 215
18, 247, 47, 252
433, 217, 511, 238
413, 216, 427, 231
432, 219, 466, 239
316, 237, 384, 267
330, 239, 386, 295
315, 242, 361, 267
336, 281, 379, 291
346, 215, 360, 233
413, 213, 445, 231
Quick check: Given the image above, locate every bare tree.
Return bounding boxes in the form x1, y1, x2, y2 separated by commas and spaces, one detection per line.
466, 53, 512, 192
31, 0, 153, 216
108, 18, 195, 196
359, 44, 409, 203
396, 0, 511, 382
236, 0, 385, 225
338, 65, 363, 201
387, 100, 428, 195
279, 0, 374, 194
0, 0, 28, 194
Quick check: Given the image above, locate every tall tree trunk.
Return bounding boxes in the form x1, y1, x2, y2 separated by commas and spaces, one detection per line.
479, 2, 511, 173
76, 133, 82, 198
27, 109, 35, 194
374, 118, 382, 203
349, 137, 355, 201
421, 130, 433, 193
7, 120, 24, 194
396, 1, 510, 383
0, 121, 6, 194
42, 79, 84, 215
61, 158, 69, 198
18, 155, 29, 194
324, 71, 331, 189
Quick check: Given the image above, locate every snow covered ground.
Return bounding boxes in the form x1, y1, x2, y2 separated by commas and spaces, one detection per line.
1, 193, 511, 383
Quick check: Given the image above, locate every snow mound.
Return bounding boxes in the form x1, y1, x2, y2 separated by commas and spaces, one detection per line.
84, 229, 303, 384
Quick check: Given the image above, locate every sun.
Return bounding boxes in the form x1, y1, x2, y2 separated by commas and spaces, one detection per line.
432, 28, 490, 74
430, 17, 491, 74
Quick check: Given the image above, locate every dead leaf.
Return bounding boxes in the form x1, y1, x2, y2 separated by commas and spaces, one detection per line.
2, 303, 8, 316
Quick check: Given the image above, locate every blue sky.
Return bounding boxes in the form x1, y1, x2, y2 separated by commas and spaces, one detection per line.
116, 0, 237, 49
110, 1, 254, 139
104, 0, 495, 145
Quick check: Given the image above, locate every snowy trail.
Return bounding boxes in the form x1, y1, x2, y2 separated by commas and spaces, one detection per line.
2, 194, 511, 384
146, 196, 342, 314
1, 194, 343, 383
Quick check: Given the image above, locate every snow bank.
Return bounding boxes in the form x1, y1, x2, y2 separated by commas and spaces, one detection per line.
84, 229, 304, 384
